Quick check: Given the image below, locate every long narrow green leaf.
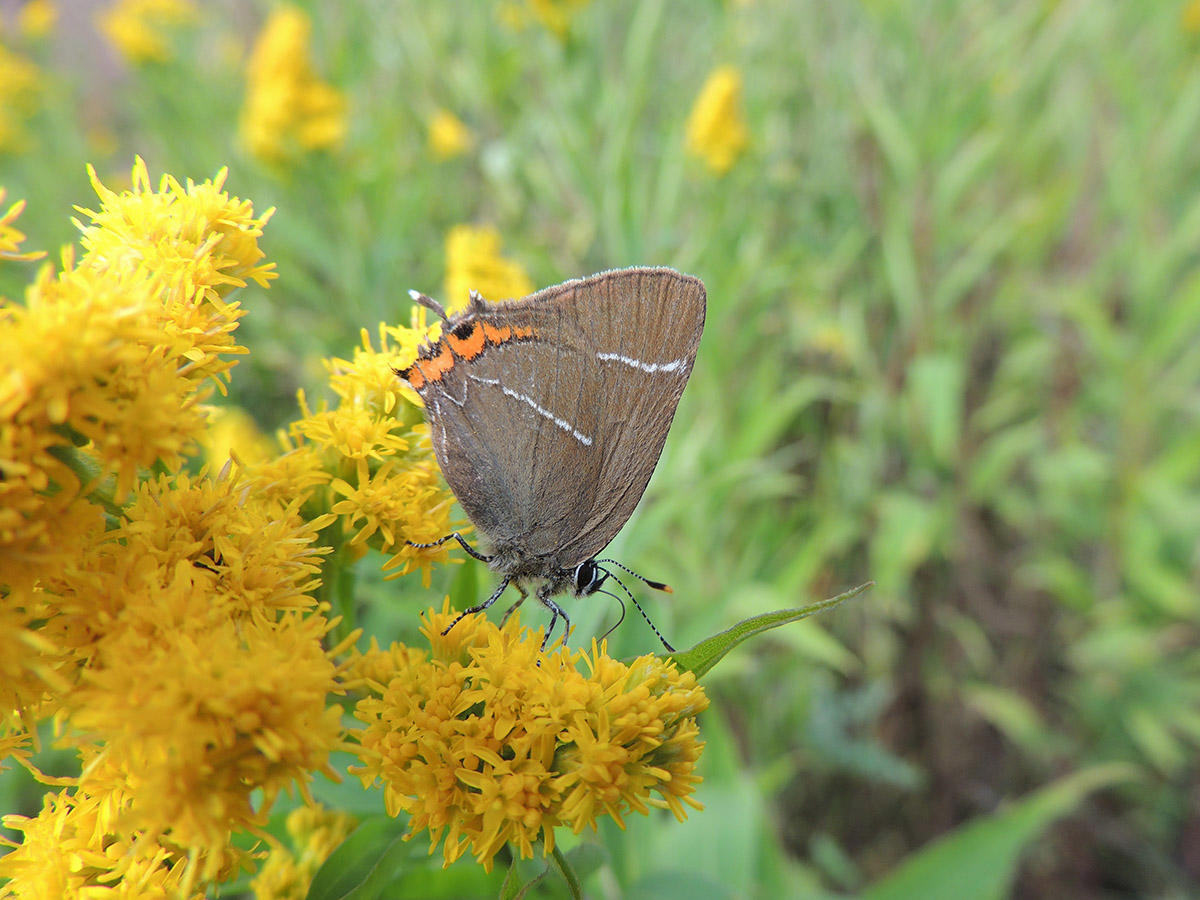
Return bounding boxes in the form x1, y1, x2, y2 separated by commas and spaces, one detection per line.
667, 583, 873, 677
861, 765, 1137, 900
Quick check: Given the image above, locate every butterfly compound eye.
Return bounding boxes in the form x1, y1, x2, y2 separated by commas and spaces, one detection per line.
573, 560, 606, 595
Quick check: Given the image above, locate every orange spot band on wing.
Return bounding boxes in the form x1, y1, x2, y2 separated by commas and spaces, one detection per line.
446, 323, 487, 360
406, 366, 427, 390
418, 345, 456, 383
482, 322, 512, 344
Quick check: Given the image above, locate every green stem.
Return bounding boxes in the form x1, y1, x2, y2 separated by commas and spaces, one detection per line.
550, 844, 582, 900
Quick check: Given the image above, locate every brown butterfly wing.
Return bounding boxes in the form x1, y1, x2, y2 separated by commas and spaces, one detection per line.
408, 267, 705, 568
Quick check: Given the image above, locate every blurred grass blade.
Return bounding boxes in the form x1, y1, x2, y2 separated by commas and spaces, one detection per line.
861, 764, 1137, 900
667, 583, 872, 677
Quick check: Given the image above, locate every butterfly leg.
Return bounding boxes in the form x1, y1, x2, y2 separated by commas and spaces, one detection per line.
500, 583, 530, 627
407, 531, 492, 563
537, 584, 571, 651
441, 575, 512, 636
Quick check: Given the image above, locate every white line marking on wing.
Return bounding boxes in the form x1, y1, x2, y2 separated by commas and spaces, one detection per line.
596, 352, 688, 374
469, 375, 594, 446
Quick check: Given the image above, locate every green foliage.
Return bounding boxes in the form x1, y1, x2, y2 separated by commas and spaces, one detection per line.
861, 765, 1137, 900
3, 0, 1199, 897
668, 583, 872, 677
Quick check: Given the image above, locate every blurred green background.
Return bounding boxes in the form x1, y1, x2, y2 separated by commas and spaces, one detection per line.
4, 0, 1200, 897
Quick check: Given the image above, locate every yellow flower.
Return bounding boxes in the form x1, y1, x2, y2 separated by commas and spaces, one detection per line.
290, 399, 412, 484
240, 440, 333, 510
350, 605, 708, 870
201, 404, 276, 466
0, 789, 210, 898
0, 43, 41, 153
0, 163, 379, 898
277, 325, 459, 585
0, 158, 274, 509
66, 608, 346, 871
684, 65, 748, 175
0, 190, 44, 260
443, 224, 534, 311
97, 0, 197, 65
241, 5, 347, 163
250, 806, 358, 900
18, 0, 58, 39
0, 589, 66, 734
428, 108, 472, 160
0, 160, 280, 748
78, 157, 277, 294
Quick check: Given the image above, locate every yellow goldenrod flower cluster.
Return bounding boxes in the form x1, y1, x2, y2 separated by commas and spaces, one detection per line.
350, 605, 708, 870
684, 65, 748, 175
97, 0, 197, 65
0, 789, 209, 898
264, 317, 459, 585
241, 5, 347, 163
0, 42, 41, 153
428, 108, 473, 160
2, 159, 273, 508
250, 806, 359, 900
0, 160, 356, 892
443, 224, 534, 310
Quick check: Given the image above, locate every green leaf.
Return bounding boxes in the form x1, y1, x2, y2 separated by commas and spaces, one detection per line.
907, 353, 964, 468
502, 843, 605, 900
305, 816, 410, 900
861, 765, 1137, 900
666, 583, 872, 678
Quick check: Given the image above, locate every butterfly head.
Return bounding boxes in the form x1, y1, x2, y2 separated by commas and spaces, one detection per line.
571, 559, 608, 597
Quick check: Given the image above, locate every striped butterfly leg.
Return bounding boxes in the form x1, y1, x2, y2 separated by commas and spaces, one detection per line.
536, 583, 572, 651
499, 583, 530, 627
404, 532, 505, 636
440, 574, 514, 637
405, 531, 492, 563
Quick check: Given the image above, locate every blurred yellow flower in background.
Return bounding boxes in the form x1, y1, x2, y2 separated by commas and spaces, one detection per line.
0, 191, 43, 260
443, 224, 534, 310
350, 605, 708, 870
250, 806, 358, 900
684, 64, 748, 175
0, 43, 41, 152
17, 0, 57, 39
97, 0, 197, 65
1184, 0, 1200, 31
528, 0, 592, 39
241, 5, 347, 163
201, 404, 277, 467
500, 0, 592, 39
428, 108, 473, 159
